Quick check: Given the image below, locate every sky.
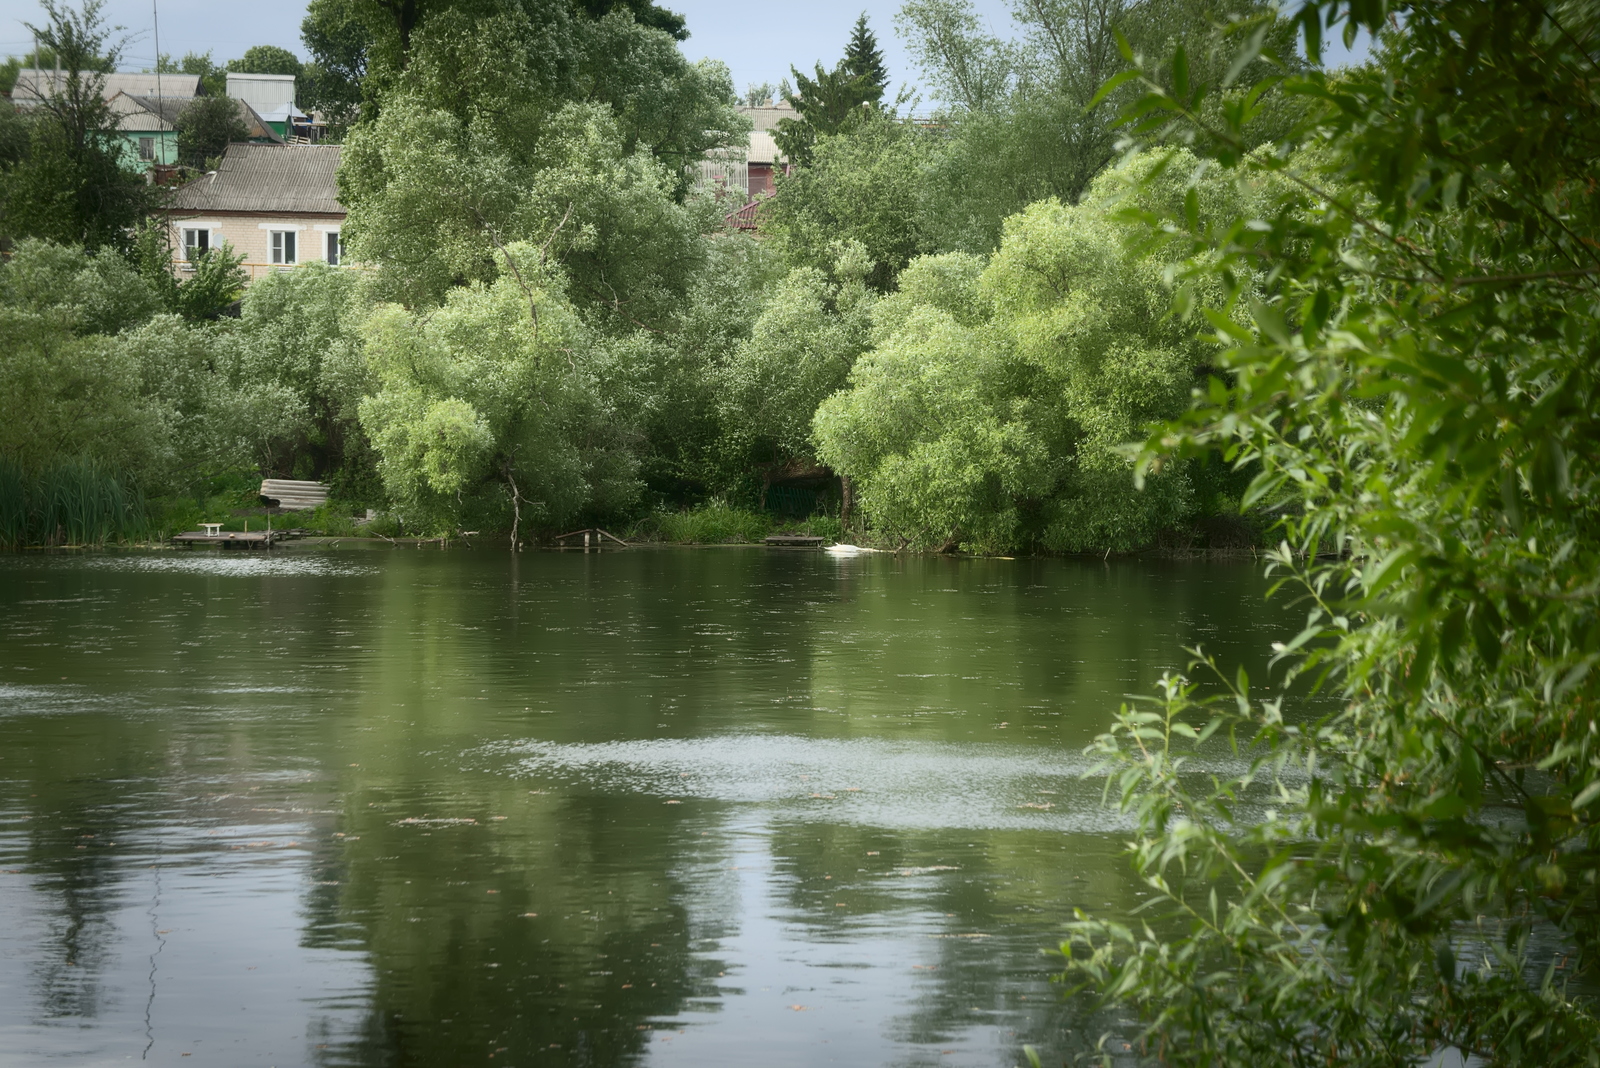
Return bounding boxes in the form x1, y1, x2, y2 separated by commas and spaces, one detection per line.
0, 0, 1370, 101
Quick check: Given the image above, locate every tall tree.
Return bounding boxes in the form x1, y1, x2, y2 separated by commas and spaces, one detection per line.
842, 13, 889, 96
156, 50, 226, 96
0, 0, 146, 251
773, 18, 885, 172
301, 0, 369, 127
898, 0, 1299, 251
1064, 0, 1600, 1062
226, 45, 305, 77
174, 95, 248, 168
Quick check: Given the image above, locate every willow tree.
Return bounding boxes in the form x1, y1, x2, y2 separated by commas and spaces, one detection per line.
813, 151, 1255, 553
1063, 1, 1600, 1063
358, 247, 637, 539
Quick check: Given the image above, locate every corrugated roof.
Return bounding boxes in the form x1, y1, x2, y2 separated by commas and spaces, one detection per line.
746, 130, 782, 165
704, 129, 784, 166
737, 103, 797, 132
111, 92, 183, 131
165, 143, 343, 214
113, 95, 286, 143
11, 69, 200, 104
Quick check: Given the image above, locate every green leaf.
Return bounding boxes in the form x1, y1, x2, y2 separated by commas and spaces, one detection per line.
1470, 602, 1502, 670
1248, 298, 1292, 347
1088, 69, 1142, 111
1571, 780, 1600, 811
1172, 45, 1190, 102
1457, 745, 1483, 806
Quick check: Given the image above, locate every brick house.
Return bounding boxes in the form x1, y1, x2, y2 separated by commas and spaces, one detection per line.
160, 143, 345, 283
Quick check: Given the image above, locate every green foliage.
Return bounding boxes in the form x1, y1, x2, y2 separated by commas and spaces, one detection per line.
336, 0, 738, 314
171, 246, 248, 320
1061, 1, 1600, 1062
719, 242, 876, 478
300, 0, 368, 130
357, 246, 638, 536
842, 14, 890, 95
131, 225, 248, 321
774, 18, 891, 168
899, 0, 1300, 252
605, 233, 787, 500
767, 112, 932, 291
0, 459, 148, 548
0, 237, 161, 334
156, 50, 227, 96
227, 45, 304, 76
230, 261, 371, 479
632, 500, 773, 544
0, 1, 147, 250
0, 240, 310, 495
774, 60, 882, 167
174, 95, 249, 169
2, 46, 60, 95
814, 154, 1246, 553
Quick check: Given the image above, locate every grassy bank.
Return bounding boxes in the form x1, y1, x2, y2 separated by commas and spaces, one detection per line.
626, 502, 844, 545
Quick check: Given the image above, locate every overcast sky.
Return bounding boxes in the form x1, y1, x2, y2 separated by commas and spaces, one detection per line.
0, 0, 1368, 102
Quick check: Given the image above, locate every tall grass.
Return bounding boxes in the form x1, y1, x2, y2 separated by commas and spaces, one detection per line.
628, 502, 846, 544
0, 461, 150, 548
631, 501, 773, 544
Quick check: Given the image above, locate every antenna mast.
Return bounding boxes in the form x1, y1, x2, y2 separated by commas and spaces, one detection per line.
153, 0, 162, 98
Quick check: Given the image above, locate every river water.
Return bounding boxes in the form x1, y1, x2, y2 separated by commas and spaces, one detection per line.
0, 546, 1292, 1067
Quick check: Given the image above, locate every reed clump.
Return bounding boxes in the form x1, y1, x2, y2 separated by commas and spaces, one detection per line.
0, 461, 150, 549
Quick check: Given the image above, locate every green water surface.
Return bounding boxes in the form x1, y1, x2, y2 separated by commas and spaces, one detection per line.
0, 546, 1292, 1067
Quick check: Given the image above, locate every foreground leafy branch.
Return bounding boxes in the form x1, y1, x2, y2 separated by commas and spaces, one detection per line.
1060, 1, 1600, 1063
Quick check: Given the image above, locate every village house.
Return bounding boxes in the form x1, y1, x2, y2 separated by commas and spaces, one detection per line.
738, 101, 796, 197
11, 70, 202, 166
105, 91, 283, 168
9, 69, 313, 171
226, 73, 319, 142
694, 101, 796, 230
160, 142, 345, 282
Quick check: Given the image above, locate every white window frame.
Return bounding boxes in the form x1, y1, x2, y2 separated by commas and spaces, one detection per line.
324, 230, 341, 266
138, 136, 156, 161
181, 228, 211, 259
269, 230, 297, 266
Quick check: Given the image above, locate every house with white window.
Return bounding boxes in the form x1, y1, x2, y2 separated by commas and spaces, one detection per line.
159, 143, 344, 282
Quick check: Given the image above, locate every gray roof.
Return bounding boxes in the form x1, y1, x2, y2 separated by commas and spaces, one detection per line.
737, 103, 798, 133
112, 92, 183, 131
11, 69, 200, 104
165, 144, 344, 214
110, 93, 285, 143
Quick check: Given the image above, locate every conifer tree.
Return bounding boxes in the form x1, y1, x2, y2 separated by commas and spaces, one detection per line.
842, 13, 888, 101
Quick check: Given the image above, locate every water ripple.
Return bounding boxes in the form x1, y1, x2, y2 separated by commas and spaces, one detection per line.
491, 734, 1129, 833
81, 554, 376, 578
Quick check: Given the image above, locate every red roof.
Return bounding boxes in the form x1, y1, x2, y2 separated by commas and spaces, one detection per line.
725, 200, 764, 231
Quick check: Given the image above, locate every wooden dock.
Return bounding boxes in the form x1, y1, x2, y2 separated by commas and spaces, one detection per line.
763, 535, 826, 548
172, 531, 277, 549
551, 528, 629, 549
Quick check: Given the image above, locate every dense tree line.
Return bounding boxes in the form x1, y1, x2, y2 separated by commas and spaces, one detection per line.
6, 0, 1302, 556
